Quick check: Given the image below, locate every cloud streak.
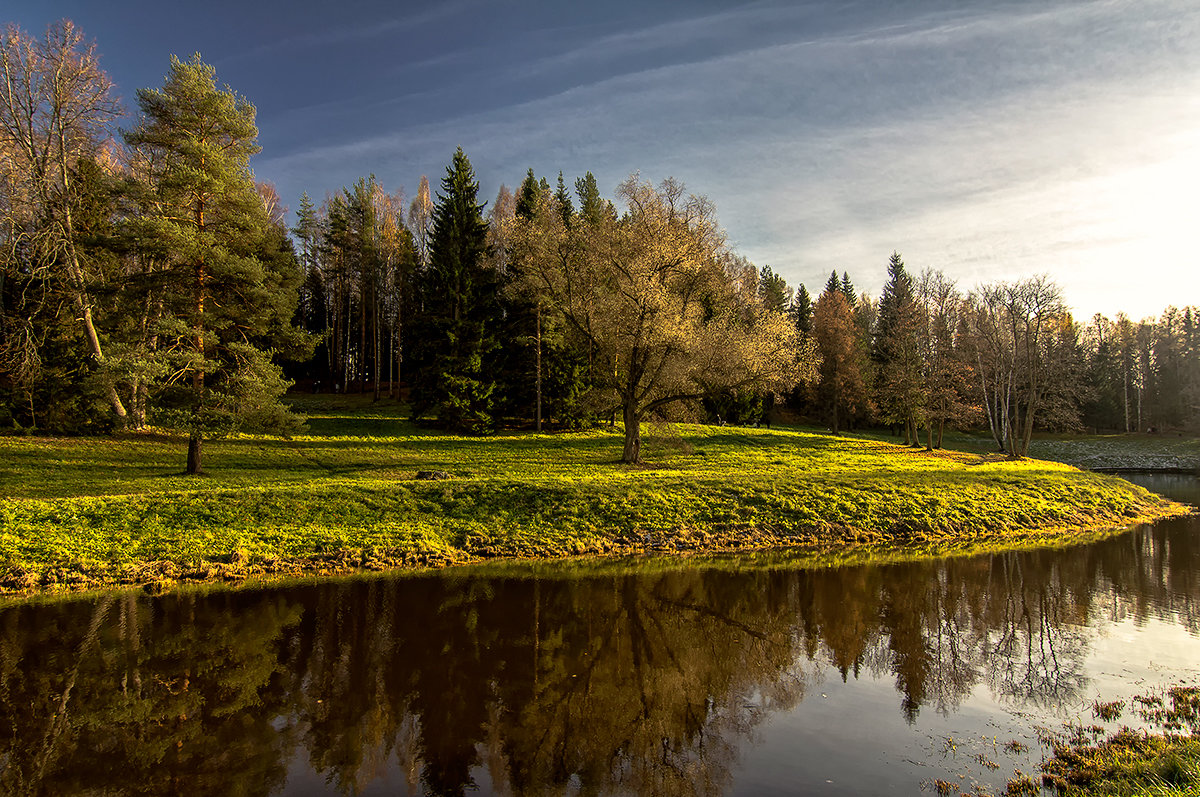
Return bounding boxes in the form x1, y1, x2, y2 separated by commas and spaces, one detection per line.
246, 0, 1200, 319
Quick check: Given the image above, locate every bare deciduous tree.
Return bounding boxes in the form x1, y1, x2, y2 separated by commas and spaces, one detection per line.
0, 20, 126, 421
962, 276, 1065, 457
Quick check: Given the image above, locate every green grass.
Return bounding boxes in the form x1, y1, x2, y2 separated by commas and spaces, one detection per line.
1032, 687, 1200, 797
0, 395, 1186, 594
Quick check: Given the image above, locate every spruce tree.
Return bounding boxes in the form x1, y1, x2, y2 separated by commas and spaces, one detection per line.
824, 270, 841, 297
792, 284, 813, 336
125, 55, 307, 473
515, 168, 541, 221
409, 148, 498, 431
554, 172, 574, 226
497, 168, 543, 425
758, 266, 792, 314
873, 251, 923, 443
575, 172, 610, 225
840, 271, 857, 308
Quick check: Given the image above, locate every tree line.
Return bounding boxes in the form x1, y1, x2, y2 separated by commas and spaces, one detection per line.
2, 21, 1196, 471
795, 254, 1199, 455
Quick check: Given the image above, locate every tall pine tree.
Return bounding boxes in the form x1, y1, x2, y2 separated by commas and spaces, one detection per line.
873, 251, 923, 444
409, 148, 498, 431
125, 54, 308, 473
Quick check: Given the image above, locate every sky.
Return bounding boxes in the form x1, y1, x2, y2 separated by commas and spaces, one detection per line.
7, 0, 1199, 321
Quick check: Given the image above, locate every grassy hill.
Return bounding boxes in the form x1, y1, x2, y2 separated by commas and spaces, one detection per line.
0, 395, 1186, 595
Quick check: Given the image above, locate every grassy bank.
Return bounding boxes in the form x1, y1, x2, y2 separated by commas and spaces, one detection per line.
0, 396, 1186, 595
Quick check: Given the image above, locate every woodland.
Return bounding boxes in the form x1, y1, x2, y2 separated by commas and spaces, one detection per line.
2, 21, 1198, 473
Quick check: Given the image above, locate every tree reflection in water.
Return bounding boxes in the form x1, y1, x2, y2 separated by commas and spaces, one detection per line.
0, 518, 1197, 796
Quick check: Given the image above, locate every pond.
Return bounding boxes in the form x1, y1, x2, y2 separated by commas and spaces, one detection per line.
1, 474, 1197, 795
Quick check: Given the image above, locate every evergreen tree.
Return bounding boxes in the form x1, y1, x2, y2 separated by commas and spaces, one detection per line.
501, 173, 597, 430
758, 266, 792, 315
840, 271, 857, 308
515, 168, 541, 221
125, 55, 308, 474
873, 251, 923, 443
554, 171, 574, 226
792, 284, 813, 336
813, 285, 870, 434
408, 148, 497, 431
575, 172, 609, 226
290, 191, 329, 386
824, 270, 841, 297
784, 284, 815, 415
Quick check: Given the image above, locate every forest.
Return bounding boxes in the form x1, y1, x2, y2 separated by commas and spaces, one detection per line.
2, 21, 1198, 471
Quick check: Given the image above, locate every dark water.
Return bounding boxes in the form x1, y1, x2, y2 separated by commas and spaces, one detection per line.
1, 476, 1198, 796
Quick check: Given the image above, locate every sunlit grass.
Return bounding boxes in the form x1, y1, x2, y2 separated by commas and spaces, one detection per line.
1033, 686, 1200, 797
0, 394, 1186, 592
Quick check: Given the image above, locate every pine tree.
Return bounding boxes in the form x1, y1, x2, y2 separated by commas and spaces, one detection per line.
408, 148, 498, 431
575, 172, 611, 225
554, 171, 574, 226
824, 270, 841, 297
873, 251, 923, 443
515, 169, 541, 221
792, 284, 813, 336
840, 271, 857, 308
125, 54, 307, 473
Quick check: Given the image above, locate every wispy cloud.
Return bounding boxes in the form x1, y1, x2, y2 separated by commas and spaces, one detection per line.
218, 0, 481, 67
256, 0, 1200, 319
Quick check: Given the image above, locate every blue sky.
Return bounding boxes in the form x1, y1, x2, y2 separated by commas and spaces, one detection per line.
8, 0, 1198, 320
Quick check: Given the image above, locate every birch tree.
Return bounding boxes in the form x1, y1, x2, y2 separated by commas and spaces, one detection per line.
0, 20, 127, 421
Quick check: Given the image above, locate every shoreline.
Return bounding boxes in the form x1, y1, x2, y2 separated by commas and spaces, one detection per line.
1, 501, 1188, 601
2, 418, 1192, 602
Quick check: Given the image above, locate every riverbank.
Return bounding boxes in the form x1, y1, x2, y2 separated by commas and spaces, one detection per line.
0, 397, 1188, 596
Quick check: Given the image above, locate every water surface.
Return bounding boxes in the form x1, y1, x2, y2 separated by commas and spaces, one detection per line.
1, 475, 1197, 795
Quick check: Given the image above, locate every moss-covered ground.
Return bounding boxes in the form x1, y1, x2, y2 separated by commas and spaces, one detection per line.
0, 395, 1187, 595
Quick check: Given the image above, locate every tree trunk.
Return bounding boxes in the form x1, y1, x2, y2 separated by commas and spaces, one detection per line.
186, 433, 203, 475
74, 292, 128, 425
1122, 362, 1130, 433
59, 139, 127, 425
360, 285, 367, 394
395, 302, 404, 399
535, 304, 543, 432
622, 402, 641, 463
372, 281, 380, 401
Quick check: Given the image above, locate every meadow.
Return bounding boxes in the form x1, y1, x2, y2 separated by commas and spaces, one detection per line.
0, 395, 1186, 594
